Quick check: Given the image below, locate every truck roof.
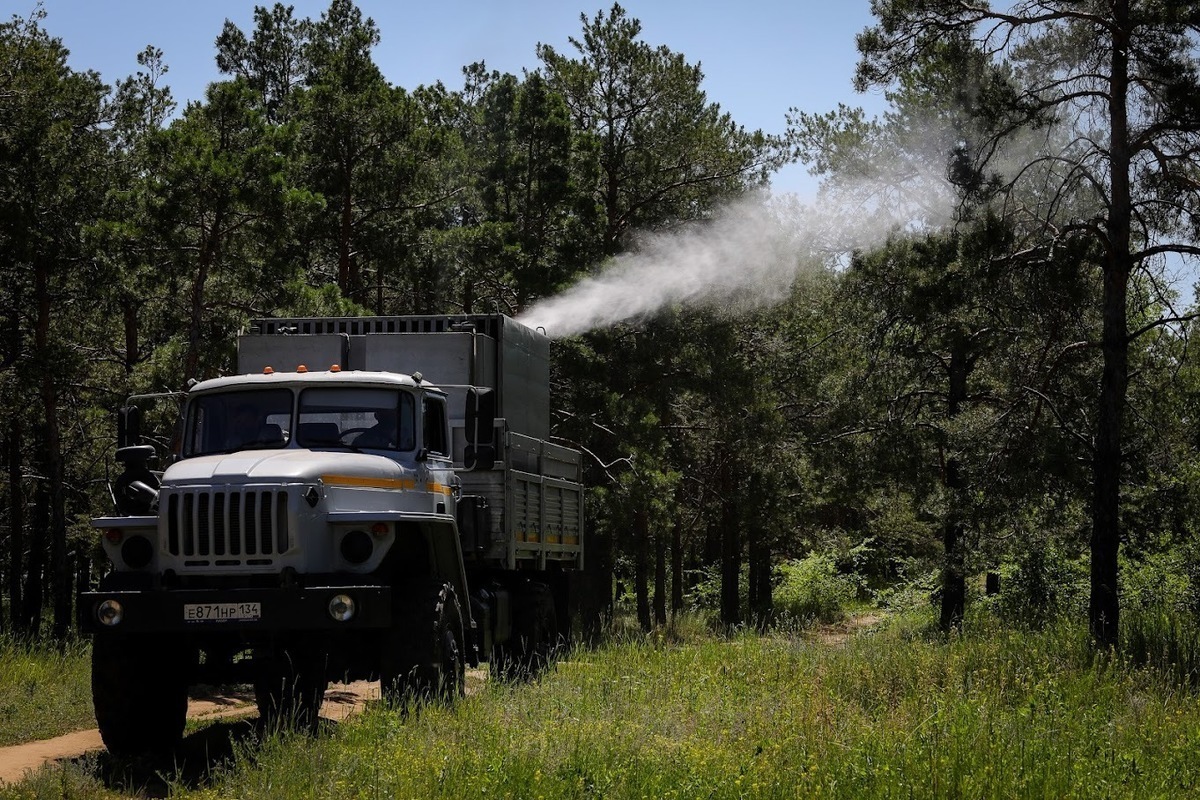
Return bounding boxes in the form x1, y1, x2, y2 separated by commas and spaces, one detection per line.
190, 369, 433, 394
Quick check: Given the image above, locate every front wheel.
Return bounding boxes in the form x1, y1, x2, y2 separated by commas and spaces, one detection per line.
253, 645, 329, 733
381, 581, 465, 706
91, 635, 190, 758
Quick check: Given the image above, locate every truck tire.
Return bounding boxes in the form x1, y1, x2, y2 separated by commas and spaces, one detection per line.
254, 646, 329, 733
490, 582, 558, 681
91, 635, 189, 758
381, 581, 465, 706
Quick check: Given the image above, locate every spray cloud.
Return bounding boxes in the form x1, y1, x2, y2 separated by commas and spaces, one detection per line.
517, 167, 959, 339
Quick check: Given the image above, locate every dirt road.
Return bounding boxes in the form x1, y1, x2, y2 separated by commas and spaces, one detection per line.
0, 681, 381, 787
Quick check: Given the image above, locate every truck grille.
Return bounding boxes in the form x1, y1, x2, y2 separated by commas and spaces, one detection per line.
166, 489, 291, 563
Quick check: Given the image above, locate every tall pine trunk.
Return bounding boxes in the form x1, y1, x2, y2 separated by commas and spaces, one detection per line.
634, 507, 651, 631
653, 521, 667, 627
24, 480, 46, 635
939, 343, 969, 631
35, 255, 70, 639
748, 519, 772, 626
183, 210, 222, 381
1090, 1, 1132, 648
4, 419, 20, 634
123, 295, 139, 374
670, 504, 684, 616
719, 458, 741, 627
337, 182, 356, 298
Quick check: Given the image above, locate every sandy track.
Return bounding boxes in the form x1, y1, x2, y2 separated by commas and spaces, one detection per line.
0, 680, 381, 786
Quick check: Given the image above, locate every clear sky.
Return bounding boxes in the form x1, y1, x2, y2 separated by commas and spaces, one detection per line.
21, 0, 887, 196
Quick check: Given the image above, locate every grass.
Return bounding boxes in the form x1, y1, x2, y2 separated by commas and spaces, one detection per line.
0, 636, 93, 747
7, 612, 1200, 798
178, 614, 1200, 798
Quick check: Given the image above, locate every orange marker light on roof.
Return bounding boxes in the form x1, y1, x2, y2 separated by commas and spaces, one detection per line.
263, 366, 274, 375
330, 365, 341, 373
297, 365, 308, 373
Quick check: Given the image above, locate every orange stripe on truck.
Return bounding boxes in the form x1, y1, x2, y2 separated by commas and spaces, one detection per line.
322, 474, 417, 490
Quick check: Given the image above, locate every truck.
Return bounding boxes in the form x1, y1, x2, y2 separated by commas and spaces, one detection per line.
80, 314, 597, 756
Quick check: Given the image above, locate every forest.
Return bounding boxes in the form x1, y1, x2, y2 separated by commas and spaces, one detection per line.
2, 0, 1200, 654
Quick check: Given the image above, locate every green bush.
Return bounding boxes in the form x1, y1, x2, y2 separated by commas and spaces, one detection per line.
683, 565, 723, 616
1121, 549, 1190, 612
1121, 606, 1200, 685
994, 543, 1087, 629
683, 564, 754, 627
873, 566, 940, 614
1119, 550, 1200, 682
772, 554, 858, 626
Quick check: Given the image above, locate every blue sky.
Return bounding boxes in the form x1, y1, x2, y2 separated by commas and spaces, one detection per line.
23, 0, 886, 195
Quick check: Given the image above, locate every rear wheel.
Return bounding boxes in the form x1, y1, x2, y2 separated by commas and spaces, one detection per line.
381, 581, 465, 706
491, 582, 558, 681
91, 635, 190, 758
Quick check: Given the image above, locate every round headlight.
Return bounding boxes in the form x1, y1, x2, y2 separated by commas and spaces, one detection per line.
96, 599, 124, 627
340, 530, 373, 564
328, 594, 355, 622
121, 535, 154, 569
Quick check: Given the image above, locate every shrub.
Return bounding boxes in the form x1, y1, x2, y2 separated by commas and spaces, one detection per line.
874, 566, 940, 614
684, 565, 723, 616
1121, 549, 1190, 612
772, 553, 858, 626
1121, 606, 1200, 685
1119, 549, 1200, 683
994, 543, 1087, 629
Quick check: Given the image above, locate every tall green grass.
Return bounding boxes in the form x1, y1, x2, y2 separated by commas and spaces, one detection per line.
177, 613, 1200, 799
0, 637, 92, 746
7, 613, 1200, 798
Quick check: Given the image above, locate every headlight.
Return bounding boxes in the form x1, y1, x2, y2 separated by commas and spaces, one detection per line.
328, 594, 355, 622
121, 535, 154, 569
340, 530, 373, 564
96, 599, 124, 626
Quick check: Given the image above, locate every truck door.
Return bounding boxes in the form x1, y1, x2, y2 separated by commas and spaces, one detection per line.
421, 393, 456, 516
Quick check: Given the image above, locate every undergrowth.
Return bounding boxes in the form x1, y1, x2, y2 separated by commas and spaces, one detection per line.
7, 610, 1196, 799
0, 636, 93, 747
192, 614, 1200, 799
6, 607, 1200, 798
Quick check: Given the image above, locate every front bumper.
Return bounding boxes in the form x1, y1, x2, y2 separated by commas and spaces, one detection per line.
78, 584, 392, 635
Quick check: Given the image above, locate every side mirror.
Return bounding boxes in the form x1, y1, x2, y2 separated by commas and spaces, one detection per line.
113, 445, 159, 515
464, 387, 496, 471
117, 406, 142, 449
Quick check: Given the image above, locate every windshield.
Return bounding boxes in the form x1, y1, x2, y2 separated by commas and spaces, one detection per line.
297, 387, 415, 452
185, 389, 293, 457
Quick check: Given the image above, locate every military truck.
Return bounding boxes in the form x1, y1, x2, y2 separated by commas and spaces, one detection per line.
80, 315, 594, 756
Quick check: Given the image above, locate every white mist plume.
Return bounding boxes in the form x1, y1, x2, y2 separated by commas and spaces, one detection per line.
517, 170, 959, 339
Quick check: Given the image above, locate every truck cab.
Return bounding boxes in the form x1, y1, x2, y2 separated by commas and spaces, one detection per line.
137, 370, 463, 589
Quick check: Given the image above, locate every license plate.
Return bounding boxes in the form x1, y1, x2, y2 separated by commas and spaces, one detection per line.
183, 602, 261, 622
